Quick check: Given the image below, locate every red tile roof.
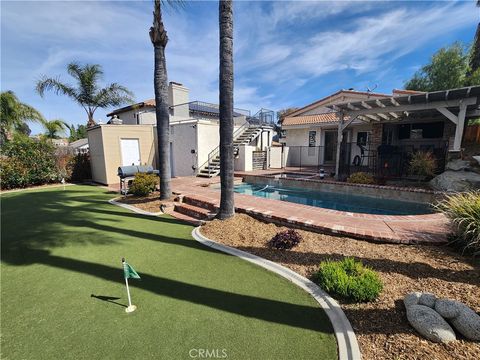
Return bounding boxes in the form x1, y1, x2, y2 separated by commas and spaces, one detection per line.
282, 112, 343, 126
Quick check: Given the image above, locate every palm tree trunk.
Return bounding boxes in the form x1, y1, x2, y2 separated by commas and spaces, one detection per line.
217, 0, 235, 219
150, 0, 171, 200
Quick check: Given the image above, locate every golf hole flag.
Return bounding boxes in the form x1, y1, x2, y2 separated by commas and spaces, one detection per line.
122, 258, 140, 313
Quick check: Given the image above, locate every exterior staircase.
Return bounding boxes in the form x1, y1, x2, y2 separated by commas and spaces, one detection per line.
197, 124, 263, 178
172, 196, 218, 225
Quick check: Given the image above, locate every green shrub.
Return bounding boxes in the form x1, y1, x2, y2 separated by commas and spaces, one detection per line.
1, 137, 58, 189
129, 173, 158, 197
409, 151, 436, 178
313, 257, 383, 302
435, 191, 480, 256
66, 152, 91, 182
347, 172, 374, 184
267, 229, 302, 250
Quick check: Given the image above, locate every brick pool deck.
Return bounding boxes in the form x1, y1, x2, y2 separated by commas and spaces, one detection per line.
167, 175, 448, 245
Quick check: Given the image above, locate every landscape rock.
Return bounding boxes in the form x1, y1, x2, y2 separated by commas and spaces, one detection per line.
473, 156, 480, 166
404, 292, 422, 308
418, 293, 437, 308
435, 299, 480, 341
446, 159, 471, 171
429, 170, 480, 192
434, 299, 460, 319
406, 305, 457, 343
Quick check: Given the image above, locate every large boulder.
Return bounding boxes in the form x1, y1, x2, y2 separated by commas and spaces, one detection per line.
406, 305, 457, 343
435, 299, 480, 341
430, 170, 480, 192
419, 293, 437, 308
404, 292, 421, 308
446, 159, 471, 171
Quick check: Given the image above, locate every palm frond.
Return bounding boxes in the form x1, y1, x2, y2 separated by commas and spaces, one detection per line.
36, 77, 78, 100
93, 83, 135, 108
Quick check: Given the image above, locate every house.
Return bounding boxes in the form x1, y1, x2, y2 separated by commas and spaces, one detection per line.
68, 138, 89, 154
281, 86, 480, 179
87, 82, 276, 185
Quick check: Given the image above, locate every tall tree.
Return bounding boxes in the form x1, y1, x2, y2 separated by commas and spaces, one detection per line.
217, 0, 235, 220
469, 1, 480, 74
36, 63, 134, 128
150, 0, 172, 200
1, 91, 44, 142
67, 124, 87, 142
42, 119, 67, 139
405, 43, 470, 91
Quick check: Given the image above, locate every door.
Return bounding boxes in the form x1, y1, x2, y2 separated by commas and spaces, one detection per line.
324, 131, 337, 163
120, 139, 140, 166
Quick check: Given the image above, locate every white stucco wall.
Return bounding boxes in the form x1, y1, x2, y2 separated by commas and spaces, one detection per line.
234, 145, 255, 171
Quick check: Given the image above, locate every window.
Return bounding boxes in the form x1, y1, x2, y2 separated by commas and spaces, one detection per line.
356, 132, 369, 146
308, 131, 316, 147
397, 122, 444, 140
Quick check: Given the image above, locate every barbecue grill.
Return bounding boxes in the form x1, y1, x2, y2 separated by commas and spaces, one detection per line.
118, 165, 159, 195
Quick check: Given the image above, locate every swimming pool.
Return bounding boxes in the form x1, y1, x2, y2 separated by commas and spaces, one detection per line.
233, 182, 434, 215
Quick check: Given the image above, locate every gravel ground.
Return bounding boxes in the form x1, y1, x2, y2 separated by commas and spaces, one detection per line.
117, 192, 174, 213
201, 214, 480, 360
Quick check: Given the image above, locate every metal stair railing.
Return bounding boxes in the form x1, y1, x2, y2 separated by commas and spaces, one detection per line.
197, 121, 254, 176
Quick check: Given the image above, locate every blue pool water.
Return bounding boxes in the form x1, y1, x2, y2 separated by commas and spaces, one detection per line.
233, 183, 434, 215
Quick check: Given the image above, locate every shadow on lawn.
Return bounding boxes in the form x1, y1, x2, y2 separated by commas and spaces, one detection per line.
1, 187, 332, 333
91, 294, 127, 308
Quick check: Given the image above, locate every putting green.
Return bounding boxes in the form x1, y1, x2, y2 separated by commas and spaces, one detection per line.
1, 185, 336, 359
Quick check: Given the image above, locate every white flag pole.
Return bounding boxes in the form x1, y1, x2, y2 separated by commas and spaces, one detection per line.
122, 258, 137, 313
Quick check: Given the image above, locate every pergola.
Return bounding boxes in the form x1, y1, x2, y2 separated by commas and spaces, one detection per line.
327, 86, 480, 179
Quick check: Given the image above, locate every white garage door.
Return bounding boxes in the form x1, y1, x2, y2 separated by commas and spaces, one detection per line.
120, 139, 140, 166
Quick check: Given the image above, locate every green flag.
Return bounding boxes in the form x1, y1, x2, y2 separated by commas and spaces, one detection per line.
123, 261, 141, 279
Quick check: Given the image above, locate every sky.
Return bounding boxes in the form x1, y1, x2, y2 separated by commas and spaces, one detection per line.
1, 0, 479, 135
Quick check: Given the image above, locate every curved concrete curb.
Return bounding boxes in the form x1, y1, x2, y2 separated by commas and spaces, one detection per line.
108, 198, 162, 216
192, 227, 361, 360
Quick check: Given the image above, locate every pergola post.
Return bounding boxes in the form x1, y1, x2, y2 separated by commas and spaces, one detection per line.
453, 102, 467, 151
334, 112, 344, 180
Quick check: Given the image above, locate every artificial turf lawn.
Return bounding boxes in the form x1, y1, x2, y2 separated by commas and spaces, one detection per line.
1, 185, 337, 360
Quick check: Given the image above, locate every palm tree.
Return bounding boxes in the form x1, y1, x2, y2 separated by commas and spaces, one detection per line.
217, 0, 235, 219
149, 0, 172, 200
36, 63, 134, 128
470, 1, 480, 74
1, 91, 45, 142
43, 119, 67, 139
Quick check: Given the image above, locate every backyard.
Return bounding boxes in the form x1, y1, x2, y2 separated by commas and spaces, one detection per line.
0, 185, 337, 360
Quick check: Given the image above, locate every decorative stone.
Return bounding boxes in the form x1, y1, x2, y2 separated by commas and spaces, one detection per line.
406, 305, 456, 343
404, 292, 422, 308
434, 299, 460, 319
435, 299, 480, 341
429, 171, 480, 192
419, 293, 437, 308
446, 159, 471, 171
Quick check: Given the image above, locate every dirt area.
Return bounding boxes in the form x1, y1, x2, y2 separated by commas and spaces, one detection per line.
201, 214, 480, 360
116, 192, 178, 213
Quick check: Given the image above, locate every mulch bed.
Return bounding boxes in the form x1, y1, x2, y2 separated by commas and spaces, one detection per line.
116, 192, 178, 213
201, 214, 480, 360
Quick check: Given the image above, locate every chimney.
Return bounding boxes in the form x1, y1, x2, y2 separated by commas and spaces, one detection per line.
168, 82, 190, 119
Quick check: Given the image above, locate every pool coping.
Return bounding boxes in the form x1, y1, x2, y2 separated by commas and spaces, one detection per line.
192, 227, 361, 360
228, 181, 438, 220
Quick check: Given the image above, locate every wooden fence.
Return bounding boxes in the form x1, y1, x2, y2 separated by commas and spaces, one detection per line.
464, 125, 480, 143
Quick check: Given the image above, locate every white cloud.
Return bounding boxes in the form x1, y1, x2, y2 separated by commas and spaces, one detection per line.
1, 0, 478, 134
